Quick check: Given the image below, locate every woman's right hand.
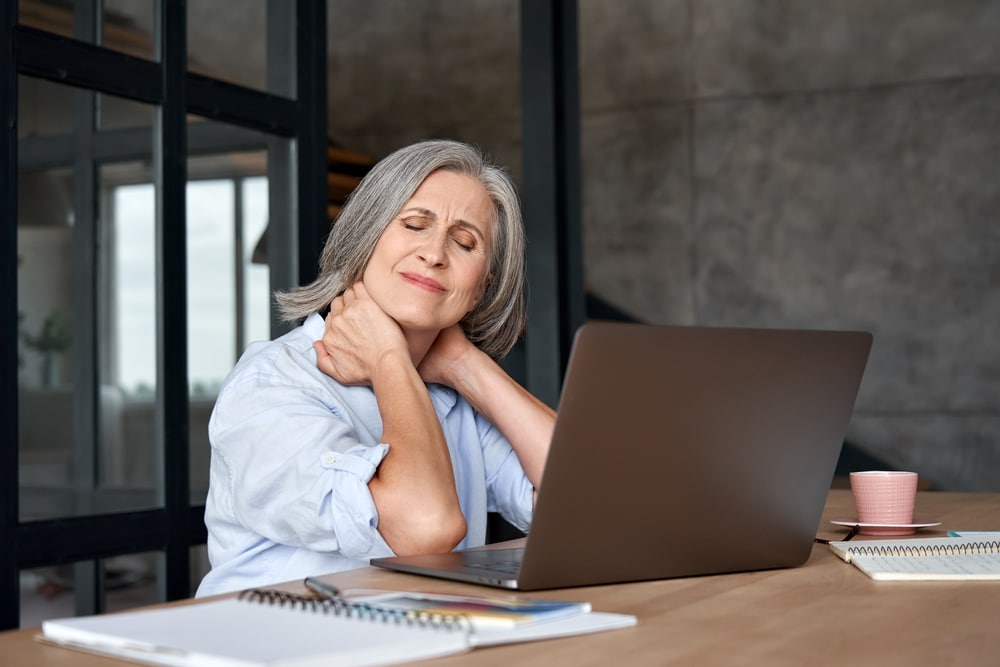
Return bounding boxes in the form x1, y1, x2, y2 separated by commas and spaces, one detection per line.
314, 282, 409, 386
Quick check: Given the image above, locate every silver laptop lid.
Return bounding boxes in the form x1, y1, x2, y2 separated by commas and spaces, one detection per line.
372, 322, 872, 590
513, 322, 872, 589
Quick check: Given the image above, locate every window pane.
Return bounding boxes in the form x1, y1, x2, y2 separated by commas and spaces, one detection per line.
17, 168, 75, 521
187, 179, 236, 398
101, 1, 155, 60
98, 93, 156, 131
187, 0, 287, 95
18, 75, 74, 140
187, 144, 271, 504
18, 76, 160, 520
20, 553, 161, 629
18, 0, 156, 61
243, 176, 271, 346
112, 182, 157, 398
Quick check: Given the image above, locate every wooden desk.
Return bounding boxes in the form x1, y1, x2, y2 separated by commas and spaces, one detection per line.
3, 489, 999, 666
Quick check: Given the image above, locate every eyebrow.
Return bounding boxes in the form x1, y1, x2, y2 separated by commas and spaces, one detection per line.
399, 207, 488, 242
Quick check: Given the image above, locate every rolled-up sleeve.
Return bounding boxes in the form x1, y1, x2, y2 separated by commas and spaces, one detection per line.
312, 444, 391, 558
210, 351, 392, 560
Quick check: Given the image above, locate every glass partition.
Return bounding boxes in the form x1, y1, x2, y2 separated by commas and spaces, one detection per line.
6, 0, 318, 628
18, 0, 156, 61
186, 138, 272, 505
19, 551, 160, 629
187, 0, 272, 93
18, 76, 160, 520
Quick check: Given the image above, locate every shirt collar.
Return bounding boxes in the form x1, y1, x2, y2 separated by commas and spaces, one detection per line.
304, 312, 459, 412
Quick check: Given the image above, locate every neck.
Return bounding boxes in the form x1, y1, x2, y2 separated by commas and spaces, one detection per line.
402, 328, 438, 369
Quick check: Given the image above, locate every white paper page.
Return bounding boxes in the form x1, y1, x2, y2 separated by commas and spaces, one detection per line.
471, 612, 638, 646
851, 553, 1000, 581
42, 597, 470, 667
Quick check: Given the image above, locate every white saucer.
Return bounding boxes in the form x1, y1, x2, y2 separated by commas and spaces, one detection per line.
830, 518, 942, 536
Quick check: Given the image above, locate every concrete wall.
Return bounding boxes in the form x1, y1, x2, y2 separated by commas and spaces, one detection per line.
325, 1, 1000, 491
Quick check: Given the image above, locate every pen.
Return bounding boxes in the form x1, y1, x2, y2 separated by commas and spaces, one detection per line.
304, 576, 342, 601
814, 525, 860, 545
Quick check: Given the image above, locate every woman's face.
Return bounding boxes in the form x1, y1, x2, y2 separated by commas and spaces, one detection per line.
362, 169, 494, 337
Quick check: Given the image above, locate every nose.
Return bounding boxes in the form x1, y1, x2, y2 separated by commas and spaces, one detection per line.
417, 229, 448, 266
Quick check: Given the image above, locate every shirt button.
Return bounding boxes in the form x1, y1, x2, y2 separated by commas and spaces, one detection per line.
323, 453, 337, 465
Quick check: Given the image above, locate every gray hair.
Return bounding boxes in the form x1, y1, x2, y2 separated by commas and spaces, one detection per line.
275, 139, 527, 361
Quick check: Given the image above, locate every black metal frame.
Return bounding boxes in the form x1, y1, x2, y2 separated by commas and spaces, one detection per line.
1, 0, 21, 633
156, 0, 190, 604
520, 0, 584, 408
1, 0, 328, 630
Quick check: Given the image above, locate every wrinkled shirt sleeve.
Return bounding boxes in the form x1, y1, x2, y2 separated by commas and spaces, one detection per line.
209, 349, 392, 561
477, 413, 534, 533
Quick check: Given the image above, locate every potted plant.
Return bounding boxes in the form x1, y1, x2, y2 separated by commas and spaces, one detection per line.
21, 309, 72, 387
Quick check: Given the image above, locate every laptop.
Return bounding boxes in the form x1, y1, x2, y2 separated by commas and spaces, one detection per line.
371, 321, 872, 590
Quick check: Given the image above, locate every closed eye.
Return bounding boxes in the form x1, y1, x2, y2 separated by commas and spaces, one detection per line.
451, 230, 477, 251
400, 215, 431, 231
395, 208, 487, 253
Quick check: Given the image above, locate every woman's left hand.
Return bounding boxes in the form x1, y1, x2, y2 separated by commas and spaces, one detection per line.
420, 325, 556, 492
417, 324, 475, 386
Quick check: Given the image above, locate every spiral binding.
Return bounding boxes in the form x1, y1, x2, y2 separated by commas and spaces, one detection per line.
237, 588, 472, 633
847, 539, 1000, 558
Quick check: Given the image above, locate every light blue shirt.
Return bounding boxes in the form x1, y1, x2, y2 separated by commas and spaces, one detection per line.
196, 313, 534, 597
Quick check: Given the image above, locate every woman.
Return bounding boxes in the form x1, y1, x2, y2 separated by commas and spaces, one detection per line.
196, 140, 555, 597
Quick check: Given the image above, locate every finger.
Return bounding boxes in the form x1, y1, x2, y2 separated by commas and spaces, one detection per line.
313, 340, 335, 375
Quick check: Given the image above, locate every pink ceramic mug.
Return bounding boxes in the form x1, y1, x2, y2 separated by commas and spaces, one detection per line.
849, 470, 918, 531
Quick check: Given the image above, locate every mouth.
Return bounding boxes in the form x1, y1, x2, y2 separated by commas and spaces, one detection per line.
400, 272, 446, 294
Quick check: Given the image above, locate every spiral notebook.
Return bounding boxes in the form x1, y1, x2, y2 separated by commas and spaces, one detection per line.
39, 586, 637, 667
829, 533, 1000, 581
